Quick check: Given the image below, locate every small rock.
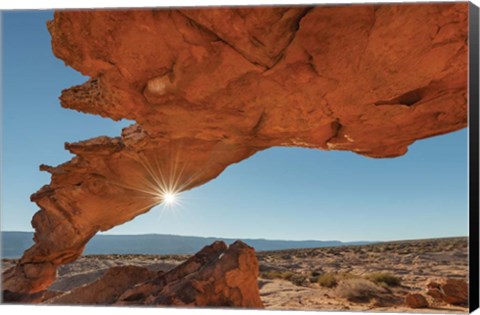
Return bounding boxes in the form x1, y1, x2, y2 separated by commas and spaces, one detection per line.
427, 288, 445, 301
405, 293, 429, 309
442, 279, 468, 306
427, 281, 441, 290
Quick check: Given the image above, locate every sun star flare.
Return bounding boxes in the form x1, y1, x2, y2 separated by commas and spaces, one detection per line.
163, 191, 177, 205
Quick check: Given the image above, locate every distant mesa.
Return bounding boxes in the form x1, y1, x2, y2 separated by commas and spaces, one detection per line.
1, 231, 373, 258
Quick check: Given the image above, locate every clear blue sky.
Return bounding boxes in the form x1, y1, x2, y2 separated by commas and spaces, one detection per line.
1, 10, 468, 242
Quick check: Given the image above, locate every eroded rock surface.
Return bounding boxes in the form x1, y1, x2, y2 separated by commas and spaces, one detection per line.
2, 3, 468, 295
426, 278, 468, 306
116, 241, 263, 307
46, 266, 157, 305
405, 293, 429, 309
2, 289, 63, 304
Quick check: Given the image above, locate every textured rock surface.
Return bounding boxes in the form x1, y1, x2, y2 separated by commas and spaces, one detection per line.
427, 288, 446, 302
116, 241, 263, 307
441, 279, 468, 306
2, 3, 468, 295
45, 266, 156, 305
2, 289, 63, 303
405, 293, 429, 309
425, 278, 468, 306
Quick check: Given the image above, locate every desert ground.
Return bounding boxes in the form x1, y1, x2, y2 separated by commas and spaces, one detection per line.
1, 237, 468, 312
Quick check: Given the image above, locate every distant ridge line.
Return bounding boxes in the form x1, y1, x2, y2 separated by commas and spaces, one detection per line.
1, 231, 467, 259
2, 231, 374, 258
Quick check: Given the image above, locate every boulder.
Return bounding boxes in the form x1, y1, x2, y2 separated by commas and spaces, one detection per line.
116, 241, 264, 308
46, 266, 156, 305
2, 289, 63, 303
425, 278, 468, 306
405, 293, 429, 309
426, 281, 441, 290
441, 279, 468, 306
426, 288, 445, 302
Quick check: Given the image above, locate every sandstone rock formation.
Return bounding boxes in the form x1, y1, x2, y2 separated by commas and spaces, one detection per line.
116, 241, 263, 307
405, 293, 429, 309
4, 241, 263, 307
2, 3, 468, 296
440, 279, 468, 306
2, 289, 63, 304
426, 278, 468, 306
46, 266, 157, 305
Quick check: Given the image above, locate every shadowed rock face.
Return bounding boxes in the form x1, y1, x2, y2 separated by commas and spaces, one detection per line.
4, 241, 263, 307
2, 3, 468, 295
45, 266, 157, 305
116, 241, 263, 307
405, 293, 429, 309
426, 279, 469, 306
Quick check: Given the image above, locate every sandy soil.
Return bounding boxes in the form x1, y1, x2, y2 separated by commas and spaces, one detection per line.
1, 237, 468, 313
255, 237, 468, 313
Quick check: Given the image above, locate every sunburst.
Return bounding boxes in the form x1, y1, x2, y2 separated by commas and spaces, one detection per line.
162, 191, 177, 205
106, 148, 203, 217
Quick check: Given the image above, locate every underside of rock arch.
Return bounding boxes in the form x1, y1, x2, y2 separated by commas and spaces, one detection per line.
2, 3, 468, 295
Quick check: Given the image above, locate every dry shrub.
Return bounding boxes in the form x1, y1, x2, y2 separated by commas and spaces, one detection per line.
336, 279, 387, 303
317, 273, 338, 288
336, 272, 360, 281
366, 273, 401, 287
312, 272, 359, 288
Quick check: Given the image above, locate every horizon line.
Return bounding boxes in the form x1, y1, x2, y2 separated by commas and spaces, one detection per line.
1, 230, 468, 244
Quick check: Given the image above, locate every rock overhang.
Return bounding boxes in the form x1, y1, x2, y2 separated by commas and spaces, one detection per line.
2, 2, 468, 295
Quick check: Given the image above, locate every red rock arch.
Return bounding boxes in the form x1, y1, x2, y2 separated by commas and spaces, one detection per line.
2, 3, 468, 294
